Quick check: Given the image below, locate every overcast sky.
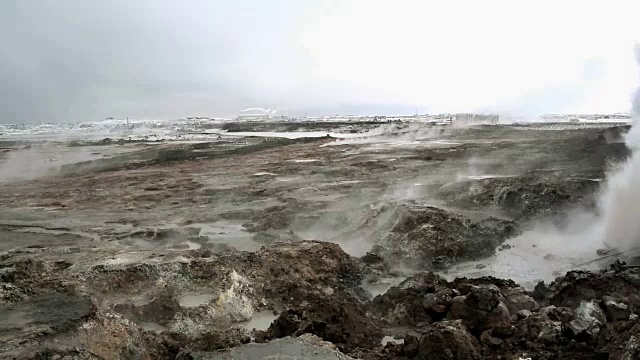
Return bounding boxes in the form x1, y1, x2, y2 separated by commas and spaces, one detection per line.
1, 0, 639, 123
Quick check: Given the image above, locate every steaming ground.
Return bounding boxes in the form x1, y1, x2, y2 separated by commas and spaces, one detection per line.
0, 122, 628, 278
596, 47, 640, 256
440, 214, 606, 287
0, 120, 635, 358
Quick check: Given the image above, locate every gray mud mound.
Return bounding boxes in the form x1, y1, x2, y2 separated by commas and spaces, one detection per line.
436, 172, 601, 221
0, 241, 370, 358
370, 204, 519, 269
435, 126, 631, 221
0, 292, 95, 353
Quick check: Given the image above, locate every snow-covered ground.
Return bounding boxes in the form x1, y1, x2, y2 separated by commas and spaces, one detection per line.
0, 119, 215, 142
1, 118, 630, 142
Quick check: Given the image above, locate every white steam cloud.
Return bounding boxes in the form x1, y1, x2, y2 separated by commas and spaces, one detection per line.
600, 44, 640, 251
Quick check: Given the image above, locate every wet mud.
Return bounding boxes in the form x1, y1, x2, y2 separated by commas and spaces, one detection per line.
0, 122, 636, 359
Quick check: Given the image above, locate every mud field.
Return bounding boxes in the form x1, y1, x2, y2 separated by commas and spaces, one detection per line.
1, 122, 639, 359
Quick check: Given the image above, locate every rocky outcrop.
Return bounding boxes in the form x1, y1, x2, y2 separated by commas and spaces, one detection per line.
447, 288, 512, 336
371, 204, 519, 269
0, 241, 368, 358
437, 173, 601, 221
261, 293, 383, 353
370, 272, 452, 327
416, 320, 481, 360
4, 242, 640, 359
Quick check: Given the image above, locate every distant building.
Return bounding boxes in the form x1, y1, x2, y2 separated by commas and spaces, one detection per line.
454, 113, 499, 125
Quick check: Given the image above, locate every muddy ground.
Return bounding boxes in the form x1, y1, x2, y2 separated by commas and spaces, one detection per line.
0, 122, 637, 359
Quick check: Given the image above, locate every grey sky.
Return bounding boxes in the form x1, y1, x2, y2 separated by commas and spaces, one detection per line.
1, 0, 639, 123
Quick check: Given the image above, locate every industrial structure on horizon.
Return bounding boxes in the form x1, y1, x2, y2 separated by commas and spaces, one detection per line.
178, 112, 631, 124
230, 112, 502, 125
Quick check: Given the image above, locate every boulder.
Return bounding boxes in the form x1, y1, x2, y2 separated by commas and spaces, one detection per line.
447, 288, 511, 336
416, 320, 481, 360
264, 294, 382, 353
503, 291, 539, 314
603, 296, 632, 322
517, 310, 533, 319
371, 272, 449, 326
566, 300, 606, 341
480, 329, 504, 348
537, 321, 563, 344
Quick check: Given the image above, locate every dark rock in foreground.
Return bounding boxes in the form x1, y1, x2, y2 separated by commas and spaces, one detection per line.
2, 240, 640, 359
417, 320, 481, 360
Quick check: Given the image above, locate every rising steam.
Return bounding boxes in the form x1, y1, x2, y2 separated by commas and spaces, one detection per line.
599, 45, 640, 251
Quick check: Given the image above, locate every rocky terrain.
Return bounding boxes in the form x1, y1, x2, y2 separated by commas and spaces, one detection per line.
0, 122, 636, 359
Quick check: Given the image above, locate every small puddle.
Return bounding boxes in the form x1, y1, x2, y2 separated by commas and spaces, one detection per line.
196, 221, 262, 252
178, 293, 217, 308
288, 159, 319, 163
141, 321, 168, 333
239, 310, 278, 331
381, 336, 404, 346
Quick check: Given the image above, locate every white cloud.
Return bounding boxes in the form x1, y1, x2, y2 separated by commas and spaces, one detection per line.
1, 0, 639, 122
288, 0, 640, 113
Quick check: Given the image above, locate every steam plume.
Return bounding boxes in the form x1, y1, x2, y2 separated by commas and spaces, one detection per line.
600, 44, 640, 251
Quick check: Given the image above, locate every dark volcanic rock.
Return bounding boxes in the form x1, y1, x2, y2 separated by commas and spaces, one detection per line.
258, 241, 365, 305
541, 269, 640, 310
602, 296, 632, 321
416, 320, 481, 360
447, 288, 512, 336
6, 230, 640, 359
371, 272, 452, 327
448, 276, 539, 315
264, 294, 382, 354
